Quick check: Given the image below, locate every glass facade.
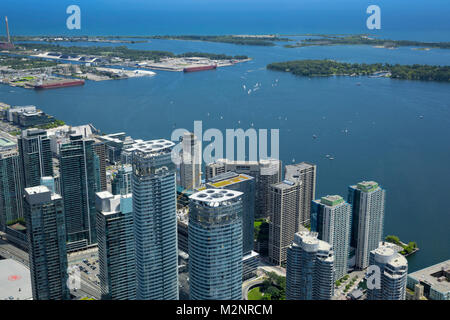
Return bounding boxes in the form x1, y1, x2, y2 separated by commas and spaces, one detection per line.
189, 189, 243, 300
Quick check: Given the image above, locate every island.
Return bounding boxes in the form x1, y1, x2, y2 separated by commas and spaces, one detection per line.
2, 34, 290, 47
283, 34, 450, 50
267, 59, 450, 82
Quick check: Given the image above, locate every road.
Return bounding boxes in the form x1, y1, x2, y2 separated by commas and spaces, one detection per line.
333, 270, 366, 300
242, 277, 265, 300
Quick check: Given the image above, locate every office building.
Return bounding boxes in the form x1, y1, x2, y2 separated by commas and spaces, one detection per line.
23, 185, 69, 300
284, 162, 317, 226
59, 135, 101, 250
311, 195, 351, 280
179, 132, 202, 191
0, 147, 23, 231
407, 260, 450, 300
189, 189, 243, 300
18, 129, 53, 188
367, 244, 408, 300
348, 181, 386, 270
96, 191, 136, 300
286, 231, 335, 300
131, 139, 178, 300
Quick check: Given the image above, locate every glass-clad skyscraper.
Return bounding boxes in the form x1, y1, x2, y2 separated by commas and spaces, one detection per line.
96, 191, 136, 300
59, 135, 100, 250
0, 147, 23, 231
18, 129, 53, 188
189, 189, 243, 300
24, 185, 69, 300
131, 139, 178, 300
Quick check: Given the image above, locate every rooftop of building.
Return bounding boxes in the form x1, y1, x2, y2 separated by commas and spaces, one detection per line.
0, 135, 16, 150
408, 260, 450, 293
320, 195, 345, 207
24, 185, 61, 203
355, 181, 380, 192
189, 189, 243, 206
0, 259, 33, 300
125, 139, 175, 156
373, 245, 408, 268
272, 179, 297, 190
294, 231, 332, 254
207, 172, 253, 188
95, 191, 132, 215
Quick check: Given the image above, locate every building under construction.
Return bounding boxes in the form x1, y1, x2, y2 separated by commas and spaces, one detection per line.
0, 16, 14, 50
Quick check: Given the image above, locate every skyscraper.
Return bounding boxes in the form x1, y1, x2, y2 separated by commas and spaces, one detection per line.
0, 146, 23, 231
268, 180, 300, 265
179, 132, 202, 191
59, 135, 100, 250
284, 162, 317, 226
206, 171, 255, 255
96, 191, 136, 300
131, 139, 178, 300
348, 181, 386, 270
312, 195, 351, 280
367, 244, 408, 300
286, 231, 335, 300
206, 171, 258, 280
205, 158, 282, 218
18, 129, 53, 188
23, 185, 69, 300
189, 189, 243, 300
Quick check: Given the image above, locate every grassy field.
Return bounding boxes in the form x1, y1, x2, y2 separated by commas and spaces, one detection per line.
248, 287, 264, 300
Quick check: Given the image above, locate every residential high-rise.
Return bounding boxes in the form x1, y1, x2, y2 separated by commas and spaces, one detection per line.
286, 231, 335, 300
268, 180, 301, 265
205, 158, 282, 218
367, 244, 408, 300
206, 171, 258, 280
207, 172, 255, 255
96, 191, 136, 300
179, 132, 201, 191
284, 162, 317, 226
348, 181, 386, 270
189, 189, 243, 300
0, 147, 23, 231
23, 185, 69, 300
59, 135, 100, 250
312, 195, 351, 280
131, 139, 178, 300
18, 129, 53, 188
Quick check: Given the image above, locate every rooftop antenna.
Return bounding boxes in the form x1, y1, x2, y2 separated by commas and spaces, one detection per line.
5, 16, 11, 43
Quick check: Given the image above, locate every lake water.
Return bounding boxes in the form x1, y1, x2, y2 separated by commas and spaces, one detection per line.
0, 0, 449, 272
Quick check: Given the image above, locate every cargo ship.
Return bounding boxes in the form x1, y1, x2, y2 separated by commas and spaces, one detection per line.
183, 65, 217, 73
34, 79, 85, 90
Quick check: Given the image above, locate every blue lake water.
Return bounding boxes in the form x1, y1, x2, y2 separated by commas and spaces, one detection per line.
0, 0, 449, 272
